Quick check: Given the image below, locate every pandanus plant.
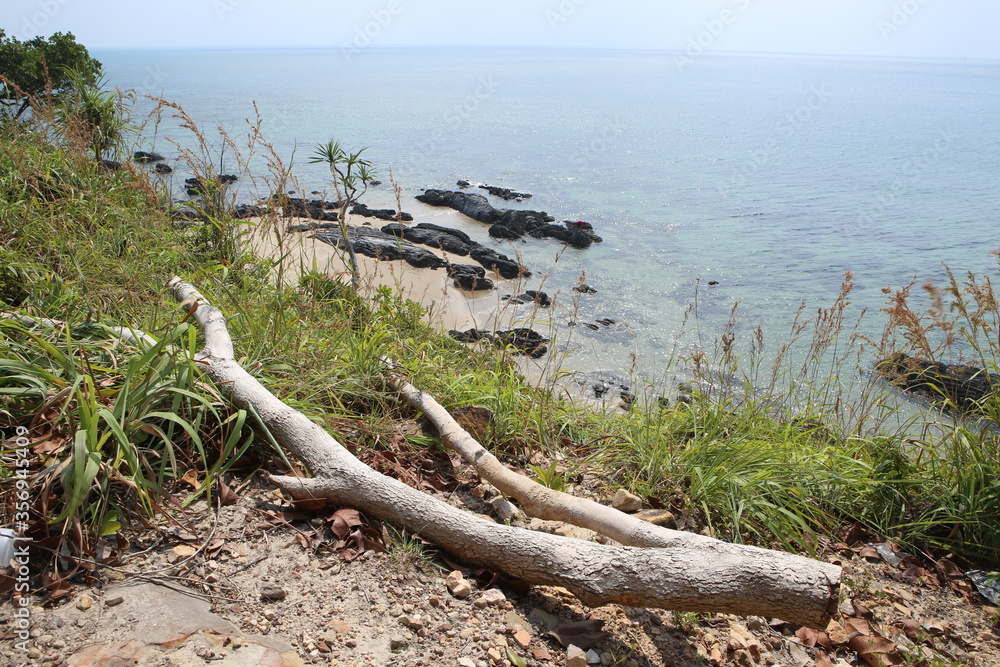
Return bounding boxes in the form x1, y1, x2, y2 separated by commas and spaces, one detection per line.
308, 140, 376, 291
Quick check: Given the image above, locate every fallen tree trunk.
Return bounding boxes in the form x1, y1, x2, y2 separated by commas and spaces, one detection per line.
385, 361, 704, 549
167, 277, 840, 628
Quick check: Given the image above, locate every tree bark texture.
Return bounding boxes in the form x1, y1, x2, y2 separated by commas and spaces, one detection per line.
167, 277, 840, 628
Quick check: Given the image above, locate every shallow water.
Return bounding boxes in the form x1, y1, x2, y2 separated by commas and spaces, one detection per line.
98, 47, 1000, 396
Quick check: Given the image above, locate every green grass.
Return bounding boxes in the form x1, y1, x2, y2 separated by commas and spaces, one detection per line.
1, 85, 998, 589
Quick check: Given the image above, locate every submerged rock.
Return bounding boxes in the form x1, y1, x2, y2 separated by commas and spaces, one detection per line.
448, 327, 549, 358
478, 184, 532, 201
133, 151, 165, 163
877, 352, 999, 410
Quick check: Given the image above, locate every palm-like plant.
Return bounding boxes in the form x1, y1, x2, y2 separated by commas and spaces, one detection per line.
308, 140, 376, 291
58, 69, 128, 163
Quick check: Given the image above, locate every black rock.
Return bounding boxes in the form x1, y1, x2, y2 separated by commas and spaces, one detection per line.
153, 162, 173, 174
469, 248, 530, 280
416, 189, 601, 248
448, 327, 549, 358
99, 159, 121, 172
596, 318, 617, 327
184, 175, 237, 196
312, 226, 446, 270
573, 283, 597, 294
456, 180, 471, 189
382, 223, 472, 256
233, 204, 265, 219
352, 202, 413, 222
580, 372, 632, 402
133, 151, 165, 163
877, 352, 999, 410
280, 197, 342, 220
478, 184, 532, 201
508, 290, 551, 307
287, 221, 341, 233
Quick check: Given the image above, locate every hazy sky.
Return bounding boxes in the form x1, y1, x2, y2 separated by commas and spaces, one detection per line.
4, 0, 999, 60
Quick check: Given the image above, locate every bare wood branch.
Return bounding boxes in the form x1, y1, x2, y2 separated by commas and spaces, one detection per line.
167, 277, 840, 628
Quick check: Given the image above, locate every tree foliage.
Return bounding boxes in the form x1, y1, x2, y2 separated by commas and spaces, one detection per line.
0, 30, 103, 119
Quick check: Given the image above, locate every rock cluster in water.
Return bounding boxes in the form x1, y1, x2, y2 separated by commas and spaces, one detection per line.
415, 189, 602, 249
448, 327, 549, 359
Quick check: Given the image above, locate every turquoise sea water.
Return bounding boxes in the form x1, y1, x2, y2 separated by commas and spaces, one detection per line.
96, 47, 1000, 391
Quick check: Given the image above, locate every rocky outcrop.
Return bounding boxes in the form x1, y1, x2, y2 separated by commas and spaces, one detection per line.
578, 372, 636, 408
415, 189, 601, 249
154, 163, 173, 174
504, 290, 551, 307
351, 203, 414, 222
133, 151, 165, 163
185, 175, 237, 196
312, 226, 446, 270
479, 185, 531, 201
877, 352, 998, 410
448, 264, 493, 291
381, 223, 530, 279
448, 328, 549, 358
232, 204, 265, 219
279, 197, 342, 221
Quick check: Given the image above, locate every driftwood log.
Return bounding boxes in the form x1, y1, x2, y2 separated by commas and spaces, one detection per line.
168, 277, 841, 628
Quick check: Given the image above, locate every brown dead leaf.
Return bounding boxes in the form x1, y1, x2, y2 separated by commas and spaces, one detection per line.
814, 650, 833, 667
329, 509, 364, 540
839, 523, 875, 546
180, 469, 201, 490
795, 626, 831, 650
848, 634, 904, 666
548, 619, 609, 650
216, 477, 239, 505
859, 545, 881, 562
172, 545, 198, 558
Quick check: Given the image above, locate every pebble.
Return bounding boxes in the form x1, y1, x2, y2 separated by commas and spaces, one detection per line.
446, 571, 473, 599
611, 489, 643, 512
389, 636, 408, 651
586, 648, 602, 664
75, 595, 93, 611
512, 630, 531, 648
474, 589, 506, 608
260, 586, 287, 601
457, 659, 476, 667
566, 644, 588, 667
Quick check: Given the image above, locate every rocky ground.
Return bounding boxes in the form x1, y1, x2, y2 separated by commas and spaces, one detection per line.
2, 456, 998, 667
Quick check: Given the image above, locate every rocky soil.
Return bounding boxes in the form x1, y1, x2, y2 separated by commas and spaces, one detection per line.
2, 461, 998, 667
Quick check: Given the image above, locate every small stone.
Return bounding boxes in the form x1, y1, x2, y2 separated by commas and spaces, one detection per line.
586, 648, 602, 664
263, 610, 277, 622
600, 652, 613, 665
26, 648, 41, 660
260, 586, 287, 601
512, 630, 531, 648
400, 614, 424, 630
329, 619, 353, 635
446, 571, 473, 598
567, 644, 588, 667
487, 647, 503, 663
390, 636, 408, 651
532, 646, 553, 661
104, 596, 124, 607
76, 595, 93, 611
458, 659, 476, 667
490, 497, 520, 522
476, 588, 506, 608
429, 595, 442, 607
611, 489, 643, 512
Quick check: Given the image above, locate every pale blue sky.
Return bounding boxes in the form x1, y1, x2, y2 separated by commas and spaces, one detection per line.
4, 0, 998, 60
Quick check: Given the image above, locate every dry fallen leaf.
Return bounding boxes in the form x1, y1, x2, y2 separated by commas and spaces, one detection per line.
179, 469, 201, 490
548, 619, 609, 650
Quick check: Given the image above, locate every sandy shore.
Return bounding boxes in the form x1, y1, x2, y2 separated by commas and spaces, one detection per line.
245, 197, 533, 333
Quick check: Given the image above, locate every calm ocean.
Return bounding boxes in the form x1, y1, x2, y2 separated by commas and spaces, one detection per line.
96, 47, 1000, 391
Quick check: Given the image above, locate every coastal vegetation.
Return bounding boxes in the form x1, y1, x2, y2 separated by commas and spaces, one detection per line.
1, 60, 997, 611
